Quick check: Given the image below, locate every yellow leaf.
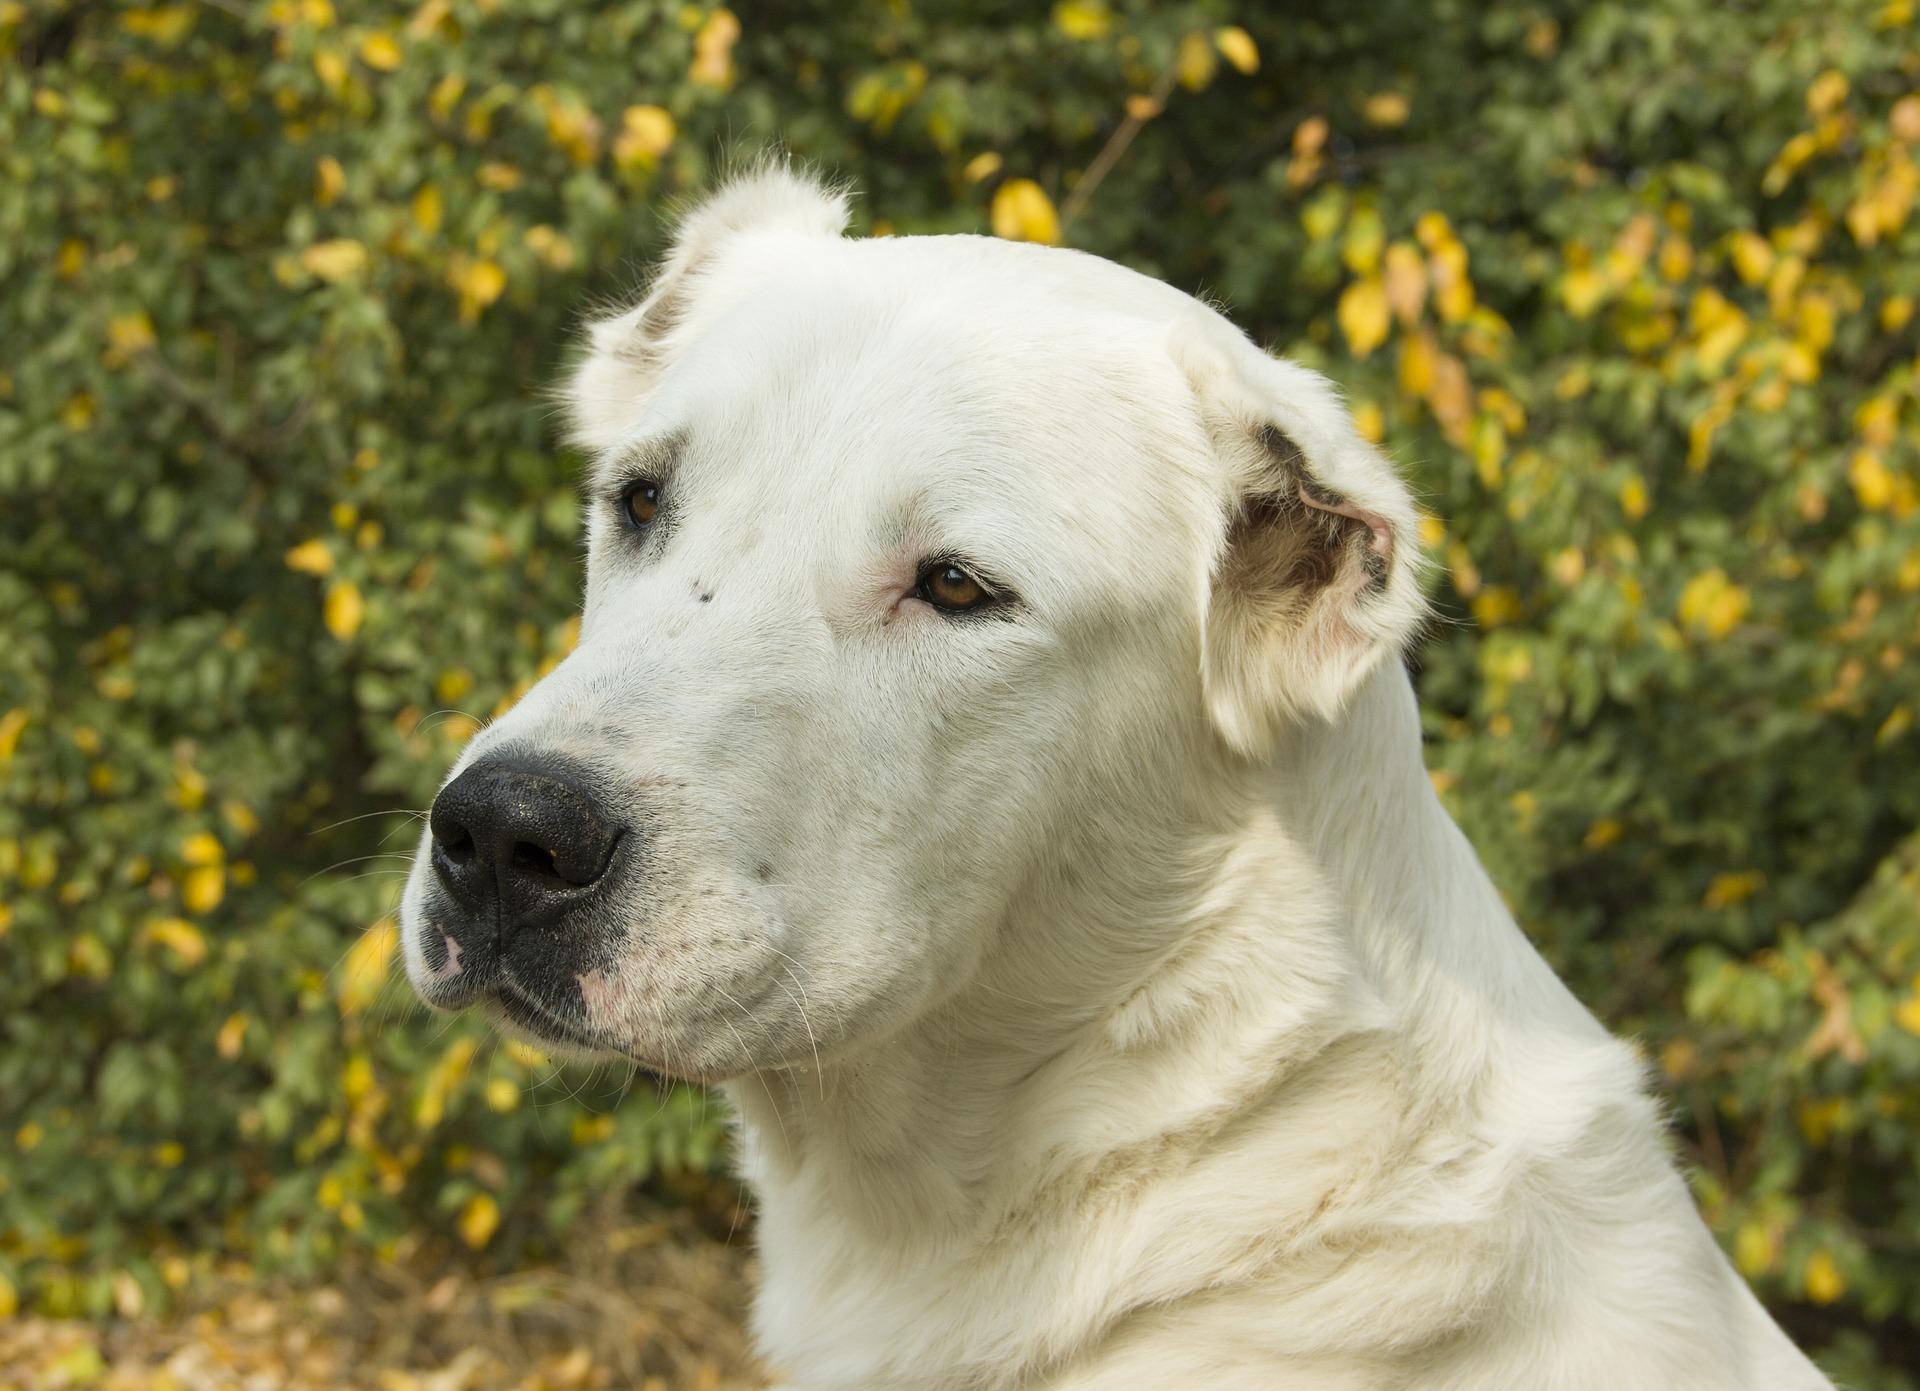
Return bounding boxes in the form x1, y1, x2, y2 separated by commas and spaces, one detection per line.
315, 155, 345, 205
0, 1272, 15, 1319
1294, 115, 1329, 158
107, 312, 156, 357
1806, 69, 1849, 117
1561, 266, 1607, 318
1890, 94, 1920, 144
1849, 449, 1895, 510
121, 5, 195, 45
1619, 475, 1650, 521
1337, 275, 1390, 357
1734, 1222, 1775, 1277
990, 178, 1061, 245
1895, 993, 1920, 1035
285, 538, 334, 575
1657, 235, 1693, 282
1176, 31, 1216, 90
300, 238, 368, 283
1341, 205, 1384, 275
537, 90, 601, 165
1877, 704, 1913, 746
963, 151, 1003, 183
1052, 1, 1110, 40
485, 1077, 520, 1112
524, 225, 575, 271
1702, 870, 1763, 909
0, 708, 27, 762
1470, 586, 1523, 628
1362, 91, 1409, 127
1549, 546, 1585, 587
415, 1038, 479, 1129
1677, 568, 1749, 639
342, 1053, 374, 1100
313, 47, 348, 89
505, 1040, 549, 1069
338, 919, 397, 1017
1383, 242, 1427, 324
182, 864, 225, 914
1728, 231, 1773, 285
613, 104, 676, 170
689, 8, 739, 88
180, 831, 224, 867
412, 183, 443, 237
1351, 400, 1385, 443
146, 916, 208, 967
1583, 819, 1624, 851
1429, 238, 1473, 321
459, 1192, 501, 1248
1214, 25, 1258, 74
216, 1012, 249, 1059
173, 765, 206, 810
1397, 329, 1437, 396
449, 257, 508, 321
1300, 191, 1344, 243
1856, 394, 1899, 446
476, 161, 520, 190
324, 580, 365, 639
358, 31, 402, 71
1803, 1250, 1845, 1305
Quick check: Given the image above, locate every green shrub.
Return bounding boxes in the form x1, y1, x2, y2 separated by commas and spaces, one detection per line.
2, 0, 1915, 1378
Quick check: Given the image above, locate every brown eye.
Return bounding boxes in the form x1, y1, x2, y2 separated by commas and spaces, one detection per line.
621, 480, 660, 530
917, 563, 992, 612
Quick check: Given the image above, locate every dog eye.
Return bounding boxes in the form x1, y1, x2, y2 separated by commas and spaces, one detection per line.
916, 562, 994, 613
620, 480, 661, 530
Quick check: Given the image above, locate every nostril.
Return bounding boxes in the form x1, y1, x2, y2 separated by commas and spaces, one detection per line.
511, 840, 560, 879
439, 825, 476, 863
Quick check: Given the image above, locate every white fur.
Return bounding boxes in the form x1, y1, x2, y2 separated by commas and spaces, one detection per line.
401, 166, 1831, 1390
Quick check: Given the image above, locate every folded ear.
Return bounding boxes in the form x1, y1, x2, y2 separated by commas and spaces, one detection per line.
565, 162, 851, 450
1177, 329, 1428, 756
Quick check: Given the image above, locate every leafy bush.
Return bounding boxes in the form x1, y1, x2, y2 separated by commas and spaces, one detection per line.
2, 0, 1916, 1379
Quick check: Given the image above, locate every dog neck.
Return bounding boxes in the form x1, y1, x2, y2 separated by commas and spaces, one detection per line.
726, 662, 1613, 1382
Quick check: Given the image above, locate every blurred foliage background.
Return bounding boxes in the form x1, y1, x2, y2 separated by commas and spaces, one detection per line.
3, 0, 1919, 1383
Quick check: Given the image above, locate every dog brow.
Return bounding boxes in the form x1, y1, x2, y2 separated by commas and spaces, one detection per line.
596, 431, 686, 488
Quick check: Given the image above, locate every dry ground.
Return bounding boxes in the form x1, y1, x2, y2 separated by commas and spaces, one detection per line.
0, 1210, 767, 1391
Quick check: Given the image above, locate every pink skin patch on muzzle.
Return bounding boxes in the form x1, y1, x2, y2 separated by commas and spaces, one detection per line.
577, 968, 618, 1025
428, 930, 463, 982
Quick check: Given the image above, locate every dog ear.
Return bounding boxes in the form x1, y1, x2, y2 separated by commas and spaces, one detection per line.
1178, 331, 1428, 756
565, 162, 851, 450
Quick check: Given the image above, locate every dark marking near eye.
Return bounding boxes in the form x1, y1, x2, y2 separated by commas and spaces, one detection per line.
753, 861, 773, 883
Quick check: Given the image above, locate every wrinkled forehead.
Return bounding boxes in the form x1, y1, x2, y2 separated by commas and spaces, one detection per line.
588, 244, 1220, 607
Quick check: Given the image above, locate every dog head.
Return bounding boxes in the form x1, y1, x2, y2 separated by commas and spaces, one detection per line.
399, 166, 1426, 1080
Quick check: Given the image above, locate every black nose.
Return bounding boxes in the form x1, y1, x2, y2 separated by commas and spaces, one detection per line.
428, 756, 624, 930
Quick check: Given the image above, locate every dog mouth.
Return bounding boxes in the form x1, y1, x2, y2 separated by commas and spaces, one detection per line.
490, 977, 605, 1052
487, 975, 682, 1084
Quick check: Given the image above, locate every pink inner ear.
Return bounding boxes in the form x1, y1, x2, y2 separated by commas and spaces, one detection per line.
1297, 482, 1394, 562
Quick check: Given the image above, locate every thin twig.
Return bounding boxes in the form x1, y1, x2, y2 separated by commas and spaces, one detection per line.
1060, 61, 1181, 231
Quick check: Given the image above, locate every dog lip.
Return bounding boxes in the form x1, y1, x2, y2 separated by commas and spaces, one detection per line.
490, 978, 701, 1084
493, 977, 622, 1053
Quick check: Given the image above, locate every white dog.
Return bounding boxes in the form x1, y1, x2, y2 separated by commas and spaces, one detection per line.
400, 166, 1832, 1390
